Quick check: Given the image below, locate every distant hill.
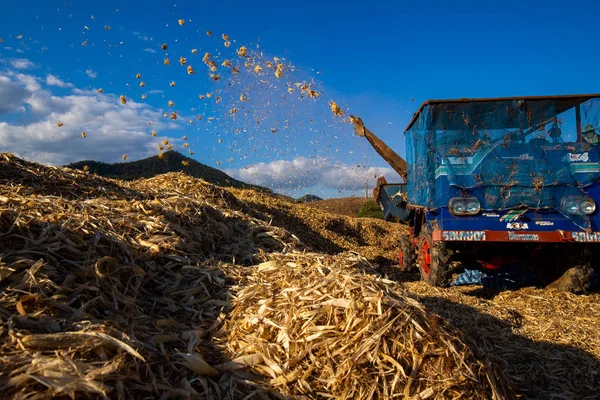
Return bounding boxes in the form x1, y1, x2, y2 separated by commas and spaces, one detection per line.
297, 194, 323, 203
65, 151, 271, 193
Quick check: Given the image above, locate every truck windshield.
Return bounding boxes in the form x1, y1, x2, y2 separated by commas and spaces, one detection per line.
431, 97, 600, 148
405, 96, 600, 229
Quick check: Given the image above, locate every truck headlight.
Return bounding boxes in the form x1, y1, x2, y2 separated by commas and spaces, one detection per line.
563, 199, 580, 215
465, 200, 480, 214
449, 197, 480, 216
580, 199, 596, 215
561, 196, 596, 215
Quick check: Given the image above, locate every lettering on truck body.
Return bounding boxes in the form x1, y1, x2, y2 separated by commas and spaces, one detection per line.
442, 231, 486, 241
571, 232, 600, 242
508, 232, 539, 241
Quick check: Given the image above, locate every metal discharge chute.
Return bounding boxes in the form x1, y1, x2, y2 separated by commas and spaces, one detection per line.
350, 116, 407, 182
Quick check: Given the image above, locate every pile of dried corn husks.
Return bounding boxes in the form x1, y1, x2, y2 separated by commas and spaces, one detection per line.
0, 153, 512, 399
223, 253, 513, 399
0, 153, 297, 399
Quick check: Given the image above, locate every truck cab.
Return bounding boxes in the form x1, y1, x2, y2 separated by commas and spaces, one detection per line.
369, 94, 600, 287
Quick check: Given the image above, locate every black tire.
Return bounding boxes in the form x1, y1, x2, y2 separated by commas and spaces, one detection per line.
398, 235, 416, 270
417, 229, 454, 287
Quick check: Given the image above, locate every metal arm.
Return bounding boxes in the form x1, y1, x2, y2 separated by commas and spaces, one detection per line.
350, 116, 408, 181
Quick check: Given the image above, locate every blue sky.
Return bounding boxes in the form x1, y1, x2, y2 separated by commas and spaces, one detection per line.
1, 0, 600, 198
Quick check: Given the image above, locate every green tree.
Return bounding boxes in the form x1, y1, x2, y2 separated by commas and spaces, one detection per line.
357, 201, 384, 219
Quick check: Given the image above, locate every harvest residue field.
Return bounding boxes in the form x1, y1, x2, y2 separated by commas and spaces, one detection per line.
1, 154, 599, 399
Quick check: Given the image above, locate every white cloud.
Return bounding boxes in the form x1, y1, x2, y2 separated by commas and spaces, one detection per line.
15, 49, 24, 54
85, 69, 97, 78
11, 72, 42, 92
226, 156, 401, 193
46, 74, 74, 88
143, 48, 157, 53
0, 70, 183, 165
9, 58, 35, 69
0, 75, 29, 114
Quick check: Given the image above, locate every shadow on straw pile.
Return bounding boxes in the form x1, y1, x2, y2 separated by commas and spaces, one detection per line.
323, 219, 368, 246
0, 211, 283, 399
348, 256, 423, 285
417, 296, 600, 399
230, 189, 407, 267
235, 196, 345, 255
1, 153, 146, 201
353, 258, 423, 284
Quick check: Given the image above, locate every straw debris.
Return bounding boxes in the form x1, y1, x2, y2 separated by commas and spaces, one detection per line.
8, 151, 598, 398
400, 281, 600, 399
223, 253, 513, 399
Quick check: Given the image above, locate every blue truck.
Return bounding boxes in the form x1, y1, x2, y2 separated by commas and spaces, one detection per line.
353, 94, 600, 288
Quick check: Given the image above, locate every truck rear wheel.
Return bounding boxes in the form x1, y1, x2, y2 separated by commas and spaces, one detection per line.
418, 230, 453, 287
398, 235, 416, 270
